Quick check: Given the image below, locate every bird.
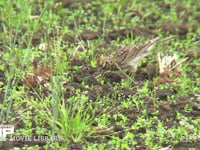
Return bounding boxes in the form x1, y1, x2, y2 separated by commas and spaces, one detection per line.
102, 37, 160, 74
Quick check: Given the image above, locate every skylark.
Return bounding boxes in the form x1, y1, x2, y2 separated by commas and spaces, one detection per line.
102, 37, 160, 74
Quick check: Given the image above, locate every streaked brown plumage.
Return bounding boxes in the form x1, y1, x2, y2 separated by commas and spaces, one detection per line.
102, 37, 160, 73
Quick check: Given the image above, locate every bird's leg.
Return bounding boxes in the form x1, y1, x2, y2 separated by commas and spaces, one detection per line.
129, 65, 137, 76
113, 62, 135, 83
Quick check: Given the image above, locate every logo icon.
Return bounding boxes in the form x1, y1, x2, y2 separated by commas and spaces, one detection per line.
0, 125, 14, 141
